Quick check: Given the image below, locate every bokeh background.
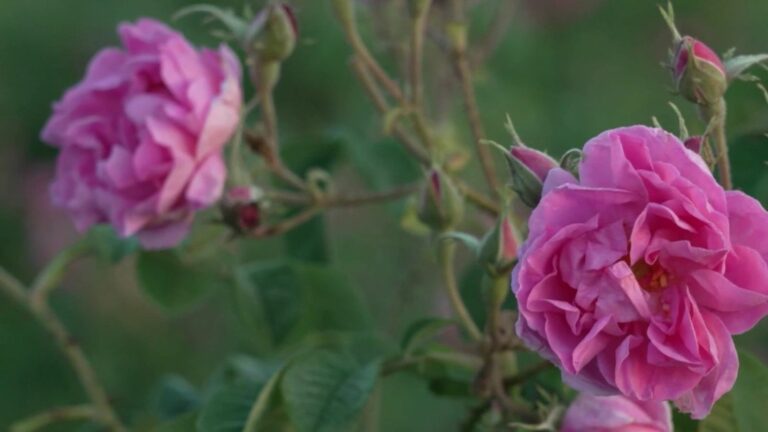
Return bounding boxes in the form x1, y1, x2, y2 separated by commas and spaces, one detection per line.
2, 0, 768, 430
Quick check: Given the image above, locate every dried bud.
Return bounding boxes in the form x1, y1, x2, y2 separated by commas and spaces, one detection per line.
505, 145, 558, 207
417, 169, 464, 230
673, 36, 727, 106
478, 212, 519, 278
222, 186, 262, 233
254, 3, 298, 63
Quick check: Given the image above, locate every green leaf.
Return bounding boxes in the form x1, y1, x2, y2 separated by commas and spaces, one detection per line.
281, 134, 345, 264
731, 350, 768, 432
699, 394, 735, 432
294, 264, 372, 334
136, 250, 223, 313
438, 232, 481, 257
724, 54, 768, 81
86, 225, 138, 263
234, 261, 303, 348
197, 381, 263, 432
284, 214, 330, 264
150, 375, 201, 420
282, 350, 380, 432
400, 318, 456, 356
205, 356, 280, 395
155, 411, 199, 432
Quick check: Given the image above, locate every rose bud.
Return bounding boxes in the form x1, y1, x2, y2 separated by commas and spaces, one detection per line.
258, 3, 298, 63
478, 212, 519, 278
417, 168, 464, 231
684, 135, 704, 153
673, 36, 727, 106
561, 394, 672, 432
505, 145, 558, 207
221, 186, 262, 233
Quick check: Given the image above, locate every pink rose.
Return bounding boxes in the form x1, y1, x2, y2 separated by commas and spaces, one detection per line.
513, 126, 768, 418
561, 394, 671, 432
42, 19, 242, 249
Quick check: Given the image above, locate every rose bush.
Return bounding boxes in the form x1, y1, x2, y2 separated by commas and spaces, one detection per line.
513, 125, 768, 418
42, 18, 242, 249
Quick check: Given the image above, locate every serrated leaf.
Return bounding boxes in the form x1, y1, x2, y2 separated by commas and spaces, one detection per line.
234, 261, 303, 348
155, 411, 199, 432
294, 264, 372, 334
731, 351, 768, 432
197, 381, 263, 432
136, 251, 223, 313
725, 54, 768, 81
150, 375, 201, 420
282, 350, 380, 432
400, 317, 456, 356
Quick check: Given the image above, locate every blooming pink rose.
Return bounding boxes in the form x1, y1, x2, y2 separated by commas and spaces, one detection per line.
513, 125, 768, 419
561, 394, 671, 432
42, 19, 242, 249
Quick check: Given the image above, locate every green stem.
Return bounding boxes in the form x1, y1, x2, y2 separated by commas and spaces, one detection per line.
438, 240, 482, 341
30, 239, 90, 308
10, 405, 102, 432
0, 263, 125, 432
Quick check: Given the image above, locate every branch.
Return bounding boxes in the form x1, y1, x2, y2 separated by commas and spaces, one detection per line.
438, 239, 483, 341
448, 3, 501, 196
0, 263, 125, 432
10, 405, 103, 432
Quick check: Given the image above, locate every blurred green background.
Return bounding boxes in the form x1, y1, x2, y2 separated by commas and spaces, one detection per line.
2, 0, 768, 430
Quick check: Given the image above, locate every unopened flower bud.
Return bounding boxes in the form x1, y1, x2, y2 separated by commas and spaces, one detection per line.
505, 145, 558, 207
673, 36, 727, 106
222, 186, 262, 233
417, 169, 464, 230
684, 135, 704, 153
478, 212, 519, 278
255, 3, 298, 63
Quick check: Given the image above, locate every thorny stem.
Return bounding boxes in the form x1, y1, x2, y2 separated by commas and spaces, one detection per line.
503, 360, 554, 387
382, 350, 483, 375
249, 206, 321, 238
409, 0, 435, 150
333, 0, 405, 103
10, 405, 103, 432
350, 58, 432, 163
268, 184, 418, 208
438, 239, 483, 341
448, 2, 500, 196
249, 60, 306, 191
705, 99, 732, 189
0, 260, 125, 432
351, 57, 499, 217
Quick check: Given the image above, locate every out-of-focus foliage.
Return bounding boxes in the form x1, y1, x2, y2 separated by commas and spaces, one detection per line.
2, 0, 768, 430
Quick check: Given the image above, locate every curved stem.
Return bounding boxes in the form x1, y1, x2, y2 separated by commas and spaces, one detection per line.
0, 263, 125, 432
333, 0, 406, 104
438, 239, 482, 341
711, 99, 732, 189
10, 405, 102, 432
449, 1, 500, 196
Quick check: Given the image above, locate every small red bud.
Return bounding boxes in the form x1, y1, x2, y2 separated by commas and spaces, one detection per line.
417, 168, 464, 230
236, 203, 261, 231
505, 145, 558, 207
684, 136, 704, 153
672, 36, 727, 106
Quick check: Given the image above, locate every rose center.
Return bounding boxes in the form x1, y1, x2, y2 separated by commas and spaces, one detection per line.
631, 260, 670, 292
